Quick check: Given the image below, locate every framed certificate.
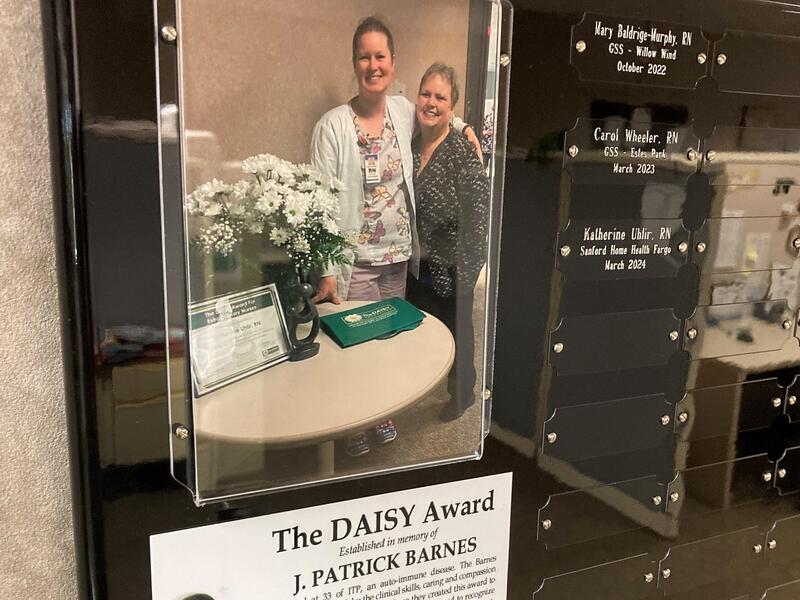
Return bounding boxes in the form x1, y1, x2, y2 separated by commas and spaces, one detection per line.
188, 284, 290, 395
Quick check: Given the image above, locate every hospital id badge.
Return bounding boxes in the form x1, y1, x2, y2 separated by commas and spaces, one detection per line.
364, 153, 381, 184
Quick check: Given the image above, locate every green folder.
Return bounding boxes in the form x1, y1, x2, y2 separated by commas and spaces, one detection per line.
320, 297, 426, 348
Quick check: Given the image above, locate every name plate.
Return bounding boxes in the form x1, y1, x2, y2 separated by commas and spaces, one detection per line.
570, 14, 709, 89
533, 553, 655, 597
685, 300, 794, 360
714, 30, 800, 98
564, 118, 700, 185
767, 516, 800, 565
188, 284, 290, 395
694, 216, 800, 274
659, 527, 762, 595
536, 477, 664, 550
702, 125, 800, 186
542, 394, 675, 463
550, 309, 680, 375
557, 219, 689, 280
777, 447, 800, 495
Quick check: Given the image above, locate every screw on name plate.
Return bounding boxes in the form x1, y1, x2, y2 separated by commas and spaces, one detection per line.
160, 25, 178, 43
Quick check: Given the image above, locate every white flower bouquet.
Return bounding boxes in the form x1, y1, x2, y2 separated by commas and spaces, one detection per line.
186, 153, 351, 274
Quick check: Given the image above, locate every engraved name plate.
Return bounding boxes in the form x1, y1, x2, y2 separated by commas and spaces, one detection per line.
570, 14, 709, 89
564, 118, 700, 185
713, 30, 800, 98
557, 219, 689, 281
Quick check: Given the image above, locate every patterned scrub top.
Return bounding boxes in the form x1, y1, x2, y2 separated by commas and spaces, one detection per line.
350, 105, 412, 266
412, 127, 490, 298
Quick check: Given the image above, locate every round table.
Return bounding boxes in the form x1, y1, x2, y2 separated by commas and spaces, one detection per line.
193, 301, 455, 471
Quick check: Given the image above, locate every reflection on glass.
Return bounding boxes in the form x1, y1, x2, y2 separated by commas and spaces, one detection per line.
157, 0, 508, 503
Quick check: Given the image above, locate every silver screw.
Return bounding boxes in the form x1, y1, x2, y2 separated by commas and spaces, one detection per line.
717, 53, 727, 65
560, 245, 571, 257
174, 424, 189, 440
687, 328, 698, 340
652, 495, 662, 506
783, 320, 793, 330
670, 492, 680, 503
768, 540, 777, 550
754, 544, 763, 554
678, 411, 689, 423
547, 432, 558, 444
662, 568, 671, 579
764, 471, 773, 482
499, 53, 511, 67
789, 395, 797, 406
669, 330, 679, 341
575, 40, 587, 53
678, 241, 689, 254
697, 52, 707, 64
661, 415, 671, 426
644, 573, 654, 583
706, 150, 717, 161
793, 238, 800, 249
687, 148, 698, 161
778, 468, 787, 479
482, 388, 492, 401
568, 145, 579, 158
160, 25, 178, 43
773, 397, 783, 408
553, 342, 564, 354
696, 242, 707, 253
542, 519, 552, 530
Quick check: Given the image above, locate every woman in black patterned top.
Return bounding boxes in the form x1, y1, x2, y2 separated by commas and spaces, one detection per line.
409, 63, 490, 421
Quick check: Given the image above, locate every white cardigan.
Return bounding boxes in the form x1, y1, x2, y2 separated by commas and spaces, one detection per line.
310, 95, 466, 299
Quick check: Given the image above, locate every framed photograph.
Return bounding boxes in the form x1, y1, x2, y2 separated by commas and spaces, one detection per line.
189, 284, 291, 395
155, 0, 510, 504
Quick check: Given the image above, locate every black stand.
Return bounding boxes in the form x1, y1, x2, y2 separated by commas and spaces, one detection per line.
286, 282, 320, 361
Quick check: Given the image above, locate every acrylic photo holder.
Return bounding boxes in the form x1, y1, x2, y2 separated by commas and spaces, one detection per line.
155, 0, 511, 504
